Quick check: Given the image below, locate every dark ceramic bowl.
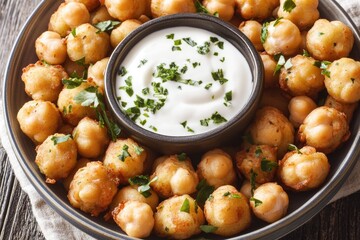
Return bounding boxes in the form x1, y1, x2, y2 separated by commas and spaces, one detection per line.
3, 0, 360, 240
105, 13, 263, 154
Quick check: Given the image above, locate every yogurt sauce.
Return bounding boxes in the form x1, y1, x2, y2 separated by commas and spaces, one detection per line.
116, 26, 252, 136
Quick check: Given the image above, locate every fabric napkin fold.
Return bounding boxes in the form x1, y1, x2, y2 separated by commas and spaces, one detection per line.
1, 0, 359, 239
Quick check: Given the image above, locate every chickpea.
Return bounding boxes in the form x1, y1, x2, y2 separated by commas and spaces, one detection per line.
17, 100, 61, 144
236, 145, 278, 184
109, 185, 159, 212
197, 149, 237, 189
298, 106, 350, 154
112, 201, 154, 238
110, 19, 142, 48
279, 55, 325, 98
87, 57, 109, 91
278, 146, 330, 191
151, 0, 196, 18
324, 58, 360, 104
35, 133, 77, 184
104, 0, 147, 21
65, 0, 100, 12
48, 2, 90, 37
90, 5, 115, 24
325, 95, 358, 123
248, 106, 295, 158
306, 19, 354, 61
259, 87, 290, 116
154, 195, 205, 239
204, 185, 251, 236
260, 53, 278, 88
150, 155, 199, 198
103, 138, 147, 183
72, 117, 109, 158
63, 158, 90, 190
203, 0, 236, 21
250, 182, 289, 223
288, 96, 317, 128
263, 18, 302, 56
277, 0, 319, 30
68, 161, 118, 216
239, 20, 264, 51
67, 23, 110, 64
57, 82, 97, 126
35, 31, 67, 65
21, 61, 67, 102
235, 0, 279, 21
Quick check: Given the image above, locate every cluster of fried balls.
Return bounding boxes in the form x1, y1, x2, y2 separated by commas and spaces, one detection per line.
16, 0, 359, 239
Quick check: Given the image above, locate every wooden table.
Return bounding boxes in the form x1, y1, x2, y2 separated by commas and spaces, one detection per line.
1, 1, 359, 239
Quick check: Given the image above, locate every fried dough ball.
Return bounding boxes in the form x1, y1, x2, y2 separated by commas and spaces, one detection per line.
248, 106, 295, 158
203, 0, 235, 21
154, 195, 205, 239
197, 149, 237, 189
65, 0, 100, 12
235, 0, 279, 21
104, 0, 147, 21
279, 55, 325, 98
150, 155, 199, 198
250, 182, 289, 222
110, 19, 142, 48
204, 185, 251, 236
260, 53, 278, 88
259, 87, 290, 116
324, 58, 360, 104
63, 58, 87, 77
278, 146, 330, 191
306, 19, 354, 61
109, 185, 159, 212
57, 82, 97, 126
58, 124, 74, 135
150, 0, 196, 18
72, 117, 109, 158
90, 5, 115, 24
67, 23, 110, 64
48, 2, 90, 37
263, 18, 302, 56
35, 31, 67, 65
103, 138, 147, 183
239, 20, 264, 51
298, 106, 350, 154
236, 145, 278, 184
68, 161, 118, 216
21, 61, 67, 102
277, 0, 319, 30
35, 133, 77, 184
288, 96, 317, 128
63, 158, 90, 190
112, 200, 154, 238
325, 95, 358, 123
17, 100, 62, 144
87, 57, 109, 91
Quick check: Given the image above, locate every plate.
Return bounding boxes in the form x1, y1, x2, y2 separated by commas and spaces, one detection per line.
3, 0, 360, 239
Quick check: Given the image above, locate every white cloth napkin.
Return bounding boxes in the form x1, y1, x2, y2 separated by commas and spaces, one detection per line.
1, 0, 359, 239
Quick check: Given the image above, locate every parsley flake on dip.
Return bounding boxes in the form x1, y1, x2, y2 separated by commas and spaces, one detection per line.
116, 26, 252, 136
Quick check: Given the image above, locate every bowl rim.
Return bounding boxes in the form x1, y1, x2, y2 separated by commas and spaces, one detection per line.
104, 13, 264, 146
2, 0, 360, 239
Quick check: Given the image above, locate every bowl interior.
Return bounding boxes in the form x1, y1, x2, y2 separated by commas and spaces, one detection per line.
3, 0, 360, 239
105, 13, 263, 154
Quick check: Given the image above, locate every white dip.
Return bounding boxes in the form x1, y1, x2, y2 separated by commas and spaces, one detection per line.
116, 26, 252, 136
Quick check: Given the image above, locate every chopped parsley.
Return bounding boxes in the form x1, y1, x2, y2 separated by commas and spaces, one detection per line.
137, 59, 148, 68
288, 144, 302, 154
274, 54, 286, 74
211, 69, 228, 85
200, 225, 218, 233
205, 83, 213, 90
134, 145, 144, 155
283, 0, 296, 13
182, 37, 197, 47
119, 76, 134, 97
177, 153, 187, 161
250, 197, 263, 207
261, 21, 270, 44
314, 60, 332, 77
166, 33, 174, 39
223, 191, 241, 199
94, 20, 121, 33
261, 159, 278, 172
51, 134, 71, 145
71, 28, 76, 37
62, 77, 86, 89
197, 41, 211, 55
224, 91, 232, 106
180, 121, 187, 128
211, 111, 227, 124
118, 66, 128, 76
180, 198, 190, 213
250, 169, 257, 196
196, 179, 215, 207
118, 144, 130, 161
129, 175, 158, 198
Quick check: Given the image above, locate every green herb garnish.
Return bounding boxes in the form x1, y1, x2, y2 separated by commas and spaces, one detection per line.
94, 20, 121, 33
51, 134, 71, 145
283, 0, 296, 13
250, 197, 263, 207
118, 144, 130, 161
200, 225, 218, 233
180, 198, 190, 213
261, 159, 278, 172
